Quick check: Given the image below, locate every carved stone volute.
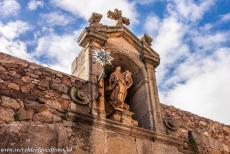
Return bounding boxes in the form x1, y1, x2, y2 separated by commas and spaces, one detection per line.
70, 87, 89, 105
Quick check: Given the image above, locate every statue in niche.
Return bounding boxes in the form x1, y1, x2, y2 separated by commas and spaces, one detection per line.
108, 66, 133, 109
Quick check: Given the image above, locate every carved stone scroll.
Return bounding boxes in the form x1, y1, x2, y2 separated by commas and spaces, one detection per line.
164, 114, 177, 131
70, 87, 89, 105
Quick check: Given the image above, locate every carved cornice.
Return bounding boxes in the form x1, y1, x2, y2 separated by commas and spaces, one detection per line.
78, 27, 108, 47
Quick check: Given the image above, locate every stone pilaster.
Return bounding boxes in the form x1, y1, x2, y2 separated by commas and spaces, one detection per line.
77, 27, 108, 118
142, 55, 165, 133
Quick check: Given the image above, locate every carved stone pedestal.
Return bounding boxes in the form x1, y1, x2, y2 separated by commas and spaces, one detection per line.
111, 108, 138, 126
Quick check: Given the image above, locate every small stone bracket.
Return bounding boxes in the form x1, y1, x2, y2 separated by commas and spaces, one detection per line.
70, 87, 89, 105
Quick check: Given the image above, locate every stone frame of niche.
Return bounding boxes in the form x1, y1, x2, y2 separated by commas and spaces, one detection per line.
103, 47, 154, 130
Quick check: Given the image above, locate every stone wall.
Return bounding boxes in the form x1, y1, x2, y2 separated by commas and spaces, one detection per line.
161, 104, 230, 153
0, 52, 89, 125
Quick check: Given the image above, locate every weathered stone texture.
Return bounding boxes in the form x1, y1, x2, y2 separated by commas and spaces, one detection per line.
0, 122, 69, 154
1, 96, 21, 110
161, 104, 230, 153
0, 107, 14, 122
0, 52, 89, 125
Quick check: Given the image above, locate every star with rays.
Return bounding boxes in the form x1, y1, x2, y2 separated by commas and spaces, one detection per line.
92, 49, 114, 83
92, 49, 114, 67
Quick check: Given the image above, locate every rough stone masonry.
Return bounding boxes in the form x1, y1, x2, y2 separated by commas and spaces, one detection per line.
0, 10, 230, 154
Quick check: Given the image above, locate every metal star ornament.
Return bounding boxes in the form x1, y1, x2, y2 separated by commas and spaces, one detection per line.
93, 49, 114, 82
92, 49, 114, 67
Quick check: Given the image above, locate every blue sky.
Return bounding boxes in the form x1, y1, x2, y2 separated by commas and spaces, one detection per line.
0, 0, 230, 124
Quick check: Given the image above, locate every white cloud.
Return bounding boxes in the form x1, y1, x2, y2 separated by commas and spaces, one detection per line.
40, 11, 74, 26
167, 0, 215, 22
144, 0, 230, 124
0, 20, 80, 73
0, 0, 21, 18
191, 31, 229, 52
27, 0, 44, 10
154, 16, 188, 60
152, 16, 190, 81
0, 21, 30, 40
157, 26, 230, 125
220, 13, 230, 23
33, 31, 81, 74
50, 0, 138, 25
0, 20, 33, 61
164, 48, 230, 124
144, 15, 160, 35
0, 38, 31, 60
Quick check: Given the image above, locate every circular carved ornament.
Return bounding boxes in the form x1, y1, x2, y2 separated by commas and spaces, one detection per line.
70, 87, 89, 105
164, 116, 177, 131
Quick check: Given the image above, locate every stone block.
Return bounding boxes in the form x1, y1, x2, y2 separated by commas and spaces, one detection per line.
50, 83, 69, 93
0, 84, 11, 96
20, 84, 34, 93
46, 99, 64, 112
39, 79, 50, 88
0, 65, 6, 71
0, 107, 14, 122
1, 96, 20, 110
15, 108, 34, 121
22, 76, 31, 83
24, 101, 47, 113
33, 110, 54, 123
59, 99, 70, 111
7, 83, 19, 90
62, 77, 72, 86
53, 114, 62, 123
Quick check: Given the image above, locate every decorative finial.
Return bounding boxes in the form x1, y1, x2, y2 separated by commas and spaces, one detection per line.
141, 34, 153, 46
88, 12, 103, 26
107, 9, 130, 26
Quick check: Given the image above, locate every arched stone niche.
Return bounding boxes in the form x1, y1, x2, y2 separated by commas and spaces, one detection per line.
103, 49, 153, 130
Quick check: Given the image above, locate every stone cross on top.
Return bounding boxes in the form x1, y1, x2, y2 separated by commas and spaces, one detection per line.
107, 9, 130, 26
